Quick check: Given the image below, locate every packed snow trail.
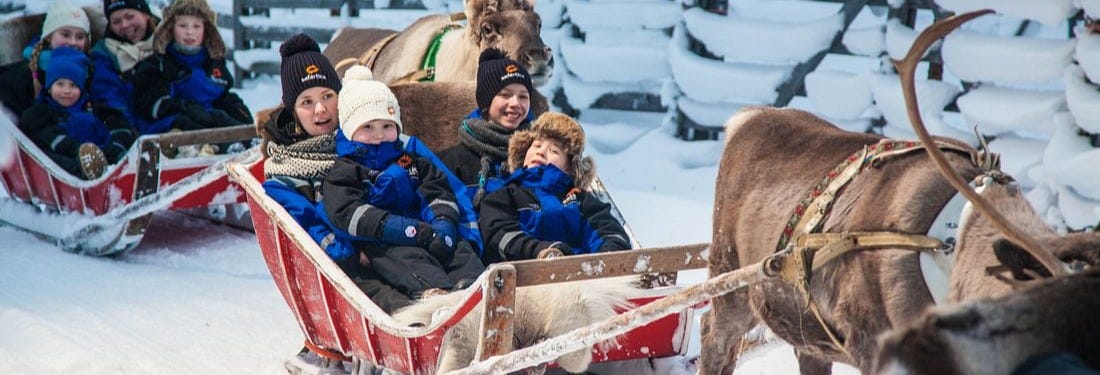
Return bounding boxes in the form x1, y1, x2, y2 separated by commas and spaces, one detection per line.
0, 211, 301, 374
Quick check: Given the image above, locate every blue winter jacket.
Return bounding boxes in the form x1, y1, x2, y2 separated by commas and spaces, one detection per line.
478, 165, 630, 263
90, 40, 173, 136
263, 177, 356, 262
322, 132, 483, 250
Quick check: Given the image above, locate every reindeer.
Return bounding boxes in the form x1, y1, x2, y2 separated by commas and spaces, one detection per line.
698, 10, 1100, 374
322, 0, 552, 85
874, 267, 1100, 375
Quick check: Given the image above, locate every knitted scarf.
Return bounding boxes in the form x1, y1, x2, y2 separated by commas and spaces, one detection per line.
458, 117, 518, 207
104, 37, 155, 72
263, 134, 337, 181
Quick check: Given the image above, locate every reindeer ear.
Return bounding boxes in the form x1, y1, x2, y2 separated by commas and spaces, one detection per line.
465, 0, 501, 24
994, 239, 1053, 280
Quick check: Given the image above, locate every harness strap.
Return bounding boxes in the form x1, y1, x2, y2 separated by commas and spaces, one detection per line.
771, 137, 979, 361
417, 23, 464, 82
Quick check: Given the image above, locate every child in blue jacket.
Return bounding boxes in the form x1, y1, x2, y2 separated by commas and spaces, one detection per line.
322, 66, 484, 300
0, 0, 91, 116
130, 0, 251, 136
478, 112, 630, 264
18, 47, 135, 180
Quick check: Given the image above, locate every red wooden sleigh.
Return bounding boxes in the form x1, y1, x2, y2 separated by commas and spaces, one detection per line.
0, 115, 261, 255
228, 158, 710, 374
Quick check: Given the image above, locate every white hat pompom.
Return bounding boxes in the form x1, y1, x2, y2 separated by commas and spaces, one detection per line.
344, 65, 375, 81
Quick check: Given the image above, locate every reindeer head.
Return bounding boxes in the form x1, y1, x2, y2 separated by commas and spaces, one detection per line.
466, 0, 554, 86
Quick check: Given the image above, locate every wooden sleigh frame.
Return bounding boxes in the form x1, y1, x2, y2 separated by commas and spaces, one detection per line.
228, 158, 710, 374
0, 116, 262, 255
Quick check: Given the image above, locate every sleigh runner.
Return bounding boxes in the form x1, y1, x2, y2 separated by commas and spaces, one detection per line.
0, 114, 262, 255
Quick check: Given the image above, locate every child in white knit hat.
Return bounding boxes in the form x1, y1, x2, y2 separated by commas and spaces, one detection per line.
0, 0, 91, 116
321, 65, 484, 300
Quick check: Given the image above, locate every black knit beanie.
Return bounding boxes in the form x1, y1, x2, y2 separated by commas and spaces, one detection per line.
103, 0, 153, 18
475, 48, 533, 114
280, 34, 342, 109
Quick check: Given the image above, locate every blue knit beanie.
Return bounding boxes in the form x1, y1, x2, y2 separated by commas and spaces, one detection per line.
45, 46, 89, 92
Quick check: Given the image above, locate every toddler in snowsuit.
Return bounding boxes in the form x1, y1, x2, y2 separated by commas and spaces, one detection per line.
322, 66, 484, 300
0, 0, 91, 116
478, 112, 630, 264
261, 35, 412, 314
130, 0, 252, 137
19, 47, 135, 180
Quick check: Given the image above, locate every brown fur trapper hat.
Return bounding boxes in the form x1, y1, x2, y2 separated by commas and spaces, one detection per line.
153, 0, 225, 59
508, 112, 595, 188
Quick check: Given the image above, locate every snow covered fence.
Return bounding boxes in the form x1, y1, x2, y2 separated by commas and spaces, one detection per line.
221, 0, 435, 83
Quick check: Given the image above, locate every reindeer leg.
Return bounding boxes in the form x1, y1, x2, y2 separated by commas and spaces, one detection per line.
795, 350, 831, 375
699, 287, 754, 374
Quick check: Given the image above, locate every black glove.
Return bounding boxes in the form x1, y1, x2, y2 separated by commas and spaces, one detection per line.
427, 234, 456, 264
210, 109, 243, 127
183, 102, 216, 127
103, 142, 128, 163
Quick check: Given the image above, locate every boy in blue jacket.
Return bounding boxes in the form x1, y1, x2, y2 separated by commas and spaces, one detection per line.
130, 0, 251, 137
478, 112, 631, 264
322, 66, 484, 300
18, 47, 135, 180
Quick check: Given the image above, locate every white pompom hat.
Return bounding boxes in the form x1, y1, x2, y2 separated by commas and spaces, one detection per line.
338, 65, 402, 139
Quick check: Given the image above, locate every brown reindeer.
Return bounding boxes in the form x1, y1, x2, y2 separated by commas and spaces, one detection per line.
699, 10, 1100, 375
322, 0, 552, 85
874, 267, 1100, 375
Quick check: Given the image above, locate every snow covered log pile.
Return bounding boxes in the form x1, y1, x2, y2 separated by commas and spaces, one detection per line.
552, 0, 680, 113
672, 0, 856, 139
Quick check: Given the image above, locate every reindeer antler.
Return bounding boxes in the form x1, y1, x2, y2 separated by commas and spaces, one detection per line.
894, 9, 1067, 277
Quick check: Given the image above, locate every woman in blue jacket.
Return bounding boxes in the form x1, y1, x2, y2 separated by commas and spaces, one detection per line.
89, 0, 172, 135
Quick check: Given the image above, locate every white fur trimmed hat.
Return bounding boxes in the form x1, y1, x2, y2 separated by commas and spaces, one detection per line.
338, 65, 402, 139
42, 0, 90, 39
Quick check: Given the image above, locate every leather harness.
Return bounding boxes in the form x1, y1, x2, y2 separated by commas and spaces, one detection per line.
766, 138, 994, 360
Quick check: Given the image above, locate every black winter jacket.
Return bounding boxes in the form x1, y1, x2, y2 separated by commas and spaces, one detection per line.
130, 50, 252, 130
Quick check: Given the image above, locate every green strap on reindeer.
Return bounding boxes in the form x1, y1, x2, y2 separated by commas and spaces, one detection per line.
418, 23, 464, 82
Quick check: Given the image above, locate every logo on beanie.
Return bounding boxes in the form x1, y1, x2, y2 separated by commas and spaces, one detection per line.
387, 106, 395, 115
106, 0, 123, 10
499, 64, 527, 82
300, 64, 327, 83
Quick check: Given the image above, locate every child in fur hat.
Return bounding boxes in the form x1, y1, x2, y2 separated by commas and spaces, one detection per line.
19, 47, 136, 180
259, 35, 413, 315
91, 0, 166, 134
437, 48, 535, 209
0, 0, 91, 116
478, 112, 630, 264
130, 0, 252, 136
322, 65, 484, 300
